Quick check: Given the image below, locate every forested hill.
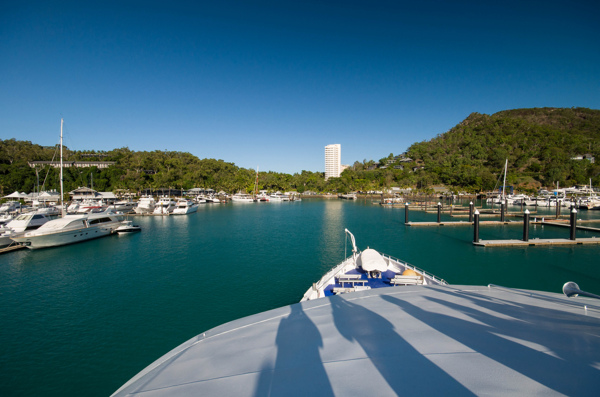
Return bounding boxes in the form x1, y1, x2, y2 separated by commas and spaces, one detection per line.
407, 107, 600, 190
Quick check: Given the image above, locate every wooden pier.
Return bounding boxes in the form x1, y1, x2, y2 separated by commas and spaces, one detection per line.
538, 221, 600, 233
406, 221, 513, 227
474, 237, 600, 247
0, 244, 26, 255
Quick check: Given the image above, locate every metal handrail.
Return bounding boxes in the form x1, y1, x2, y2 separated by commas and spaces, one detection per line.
382, 253, 448, 285
317, 251, 448, 288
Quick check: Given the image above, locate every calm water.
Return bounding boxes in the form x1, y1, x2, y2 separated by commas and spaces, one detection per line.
1, 199, 599, 396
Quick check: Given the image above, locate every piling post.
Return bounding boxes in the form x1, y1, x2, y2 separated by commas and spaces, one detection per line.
473, 210, 480, 243
404, 202, 409, 224
437, 202, 441, 223
556, 201, 560, 219
500, 201, 505, 222
523, 209, 530, 242
570, 207, 577, 240
469, 201, 474, 222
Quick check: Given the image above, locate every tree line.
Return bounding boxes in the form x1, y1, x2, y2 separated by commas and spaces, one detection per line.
1, 107, 599, 197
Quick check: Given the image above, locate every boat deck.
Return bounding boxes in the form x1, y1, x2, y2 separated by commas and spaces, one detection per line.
112, 285, 600, 397
323, 268, 429, 296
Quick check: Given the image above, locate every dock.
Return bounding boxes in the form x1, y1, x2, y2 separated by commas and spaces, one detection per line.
406, 221, 513, 227
474, 237, 600, 247
539, 221, 600, 233
0, 244, 26, 255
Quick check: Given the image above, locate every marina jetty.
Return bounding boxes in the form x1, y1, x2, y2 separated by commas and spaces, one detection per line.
400, 199, 600, 248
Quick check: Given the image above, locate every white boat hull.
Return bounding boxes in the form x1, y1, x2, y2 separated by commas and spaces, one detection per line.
12, 224, 117, 249
172, 205, 199, 214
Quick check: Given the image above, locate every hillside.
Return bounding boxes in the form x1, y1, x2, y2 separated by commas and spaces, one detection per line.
407, 107, 600, 191
2, 107, 599, 196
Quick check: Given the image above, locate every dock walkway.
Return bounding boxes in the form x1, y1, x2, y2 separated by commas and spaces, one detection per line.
406, 221, 512, 227
474, 238, 600, 247
0, 244, 26, 255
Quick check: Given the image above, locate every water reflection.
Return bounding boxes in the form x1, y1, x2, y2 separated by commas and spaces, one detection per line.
318, 200, 346, 271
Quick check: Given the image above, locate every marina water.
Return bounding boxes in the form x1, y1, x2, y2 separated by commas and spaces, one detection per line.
1, 199, 599, 396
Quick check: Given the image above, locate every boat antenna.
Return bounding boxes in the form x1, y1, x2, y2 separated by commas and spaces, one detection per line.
60, 118, 65, 218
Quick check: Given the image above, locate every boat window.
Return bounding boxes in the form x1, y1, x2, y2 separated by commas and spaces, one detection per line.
32, 215, 44, 220
89, 217, 113, 225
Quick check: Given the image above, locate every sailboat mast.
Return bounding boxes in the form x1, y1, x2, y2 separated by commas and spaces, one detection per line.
254, 166, 259, 198
502, 159, 507, 200
60, 118, 65, 217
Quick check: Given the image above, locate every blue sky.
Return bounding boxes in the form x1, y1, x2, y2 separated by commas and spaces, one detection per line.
1, 0, 599, 174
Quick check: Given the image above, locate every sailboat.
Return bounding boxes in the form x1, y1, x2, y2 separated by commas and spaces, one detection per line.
11, 119, 123, 249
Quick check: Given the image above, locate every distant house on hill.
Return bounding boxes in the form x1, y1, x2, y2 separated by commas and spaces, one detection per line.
571, 153, 595, 163
69, 187, 116, 202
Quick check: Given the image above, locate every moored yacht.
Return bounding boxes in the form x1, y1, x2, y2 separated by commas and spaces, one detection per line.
269, 192, 290, 201
172, 199, 199, 215
109, 200, 137, 213
76, 199, 105, 213
205, 196, 221, 203
0, 200, 21, 214
231, 193, 254, 202
153, 197, 177, 214
0, 213, 54, 247
11, 209, 123, 249
134, 197, 156, 214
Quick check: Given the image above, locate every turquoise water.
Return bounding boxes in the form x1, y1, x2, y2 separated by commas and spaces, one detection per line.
1, 199, 599, 396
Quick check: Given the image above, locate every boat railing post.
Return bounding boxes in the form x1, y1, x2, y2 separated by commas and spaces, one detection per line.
570, 207, 577, 240
523, 209, 530, 242
404, 202, 409, 224
469, 201, 474, 223
473, 210, 480, 243
437, 202, 441, 223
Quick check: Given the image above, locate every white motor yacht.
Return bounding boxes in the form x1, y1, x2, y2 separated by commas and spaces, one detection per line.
0, 213, 15, 225
134, 197, 156, 215
66, 201, 81, 213
269, 192, 290, 201
256, 193, 270, 202
153, 198, 177, 215
231, 193, 254, 202
115, 220, 141, 234
578, 197, 600, 210
172, 199, 199, 215
11, 209, 123, 249
0, 213, 54, 247
508, 194, 529, 205
109, 200, 137, 213
0, 201, 21, 214
76, 199, 105, 213
32, 205, 62, 216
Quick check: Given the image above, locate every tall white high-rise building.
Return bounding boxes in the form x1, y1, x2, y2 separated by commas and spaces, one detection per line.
324, 144, 341, 180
